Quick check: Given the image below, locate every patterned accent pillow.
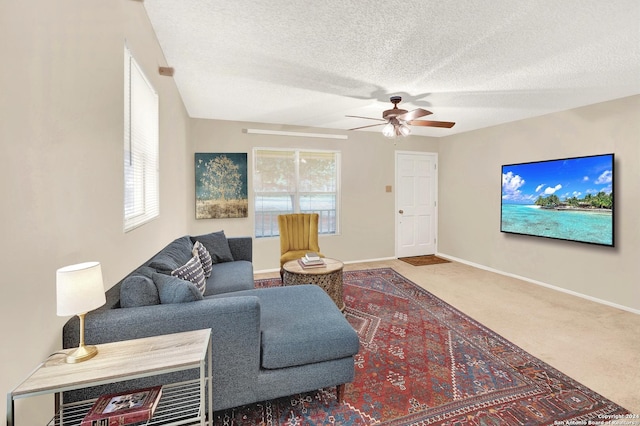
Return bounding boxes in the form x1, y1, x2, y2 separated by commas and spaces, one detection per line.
171, 254, 206, 295
192, 240, 213, 278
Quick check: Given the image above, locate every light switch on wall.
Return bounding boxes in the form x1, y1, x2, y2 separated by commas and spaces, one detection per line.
385, 185, 392, 193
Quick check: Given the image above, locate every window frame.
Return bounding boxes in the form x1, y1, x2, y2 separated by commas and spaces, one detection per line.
123, 45, 159, 232
253, 147, 341, 238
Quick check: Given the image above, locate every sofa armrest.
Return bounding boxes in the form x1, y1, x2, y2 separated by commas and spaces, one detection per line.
63, 296, 261, 379
227, 236, 252, 262
62, 297, 262, 408
65, 296, 256, 344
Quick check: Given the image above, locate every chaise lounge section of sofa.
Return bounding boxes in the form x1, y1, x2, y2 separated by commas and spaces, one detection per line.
62, 232, 360, 412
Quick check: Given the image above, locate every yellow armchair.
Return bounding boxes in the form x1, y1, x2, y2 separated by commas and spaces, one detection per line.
278, 213, 324, 268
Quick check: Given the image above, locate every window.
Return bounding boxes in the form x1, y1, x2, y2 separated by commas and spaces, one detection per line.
124, 45, 159, 232
254, 148, 340, 238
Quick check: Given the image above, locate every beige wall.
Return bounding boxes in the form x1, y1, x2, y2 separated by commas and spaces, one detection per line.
2, 1, 638, 423
438, 95, 640, 312
1, 1, 191, 423
189, 119, 439, 271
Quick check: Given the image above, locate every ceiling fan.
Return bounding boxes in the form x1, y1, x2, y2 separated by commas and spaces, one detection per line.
347, 96, 455, 138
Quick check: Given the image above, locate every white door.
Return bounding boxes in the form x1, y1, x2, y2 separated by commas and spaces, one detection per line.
395, 152, 437, 258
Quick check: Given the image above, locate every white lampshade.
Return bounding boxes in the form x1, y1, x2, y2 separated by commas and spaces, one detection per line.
56, 262, 106, 317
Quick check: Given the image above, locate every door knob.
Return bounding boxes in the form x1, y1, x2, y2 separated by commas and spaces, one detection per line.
399, 210, 404, 214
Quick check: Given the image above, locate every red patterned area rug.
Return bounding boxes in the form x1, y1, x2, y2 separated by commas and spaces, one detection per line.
212, 268, 629, 425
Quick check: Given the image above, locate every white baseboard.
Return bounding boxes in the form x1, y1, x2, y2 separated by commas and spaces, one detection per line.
436, 252, 640, 316
254, 257, 396, 275
343, 256, 397, 265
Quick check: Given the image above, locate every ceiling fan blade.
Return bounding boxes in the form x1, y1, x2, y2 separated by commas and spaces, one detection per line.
345, 115, 386, 122
397, 108, 432, 121
348, 123, 386, 131
408, 120, 456, 128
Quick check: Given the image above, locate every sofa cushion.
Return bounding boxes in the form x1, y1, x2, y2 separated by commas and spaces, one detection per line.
171, 254, 206, 295
204, 260, 255, 296
153, 272, 204, 304
191, 231, 234, 263
131, 265, 156, 279
212, 285, 360, 369
148, 236, 194, 273
192, 241, 213, 278
120, 275, 160, 308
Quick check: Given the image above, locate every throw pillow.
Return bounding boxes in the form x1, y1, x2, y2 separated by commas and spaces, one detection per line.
148, 236, 194, 273
190, 230, 234, 263
152, 272, 203, 304
192, 240, 213, 278
120, 275, 160, 308
171, 254, 206, 295
148, 256, 178, 274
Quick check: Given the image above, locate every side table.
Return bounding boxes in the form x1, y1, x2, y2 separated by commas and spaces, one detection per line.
7, 329, 212, 426
282, 258, 345, 311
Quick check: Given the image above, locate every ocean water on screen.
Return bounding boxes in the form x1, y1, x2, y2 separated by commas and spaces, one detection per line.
501, 204, 613, 245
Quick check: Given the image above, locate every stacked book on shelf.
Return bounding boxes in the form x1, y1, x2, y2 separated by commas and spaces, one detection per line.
298, 252, 325, 269
81, 385, 162, 426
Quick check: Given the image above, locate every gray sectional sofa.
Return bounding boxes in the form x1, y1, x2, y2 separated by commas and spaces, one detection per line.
62, 232, 360, 411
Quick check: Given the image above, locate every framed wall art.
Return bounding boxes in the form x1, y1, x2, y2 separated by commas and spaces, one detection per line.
195, 153, 248, 219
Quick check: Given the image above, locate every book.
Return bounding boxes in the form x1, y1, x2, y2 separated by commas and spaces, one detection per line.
305, 252, 321, 262
301, 255, 324, 265
298, 258, 326, 268
81, 386, 162, 426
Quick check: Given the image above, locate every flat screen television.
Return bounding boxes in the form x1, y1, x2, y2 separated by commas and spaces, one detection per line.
501, 153, 614, 247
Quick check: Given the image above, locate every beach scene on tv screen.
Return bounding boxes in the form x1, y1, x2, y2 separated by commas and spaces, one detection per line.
501, 154, 613, 246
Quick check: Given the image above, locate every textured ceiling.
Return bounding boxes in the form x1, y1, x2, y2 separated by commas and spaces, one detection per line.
143, 1, 640, 137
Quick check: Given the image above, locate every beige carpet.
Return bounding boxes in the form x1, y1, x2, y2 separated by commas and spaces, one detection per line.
255, 259, 640, 413
398, 254, 451, 266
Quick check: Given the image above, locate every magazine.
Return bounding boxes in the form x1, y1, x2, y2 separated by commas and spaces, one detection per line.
81, 386, 162, 426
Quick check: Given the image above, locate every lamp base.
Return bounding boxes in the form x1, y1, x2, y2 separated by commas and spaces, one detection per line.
65, 344, 98, 364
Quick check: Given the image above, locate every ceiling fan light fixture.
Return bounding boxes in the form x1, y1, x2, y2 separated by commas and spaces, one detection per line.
348, 96, 455, 137
399, 123, 411, 137
382, 122, 396, 138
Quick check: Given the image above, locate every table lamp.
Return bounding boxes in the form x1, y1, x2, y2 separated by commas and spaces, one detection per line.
56, 261, 106, 363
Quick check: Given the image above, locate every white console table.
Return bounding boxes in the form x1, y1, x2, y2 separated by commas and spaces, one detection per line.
7, 329, 212, 426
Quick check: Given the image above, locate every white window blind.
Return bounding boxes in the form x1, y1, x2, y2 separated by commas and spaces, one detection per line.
253, 148, 340, 238
124, 45, 159, 232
